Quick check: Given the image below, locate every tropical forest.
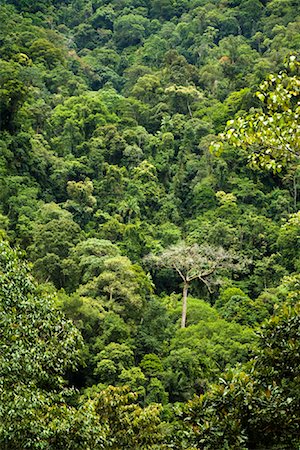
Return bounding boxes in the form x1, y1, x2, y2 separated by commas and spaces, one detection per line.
0, 0, 299, 448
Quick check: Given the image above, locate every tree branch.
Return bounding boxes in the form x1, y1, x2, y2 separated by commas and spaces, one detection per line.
199, 276, 213, 293
173, 264, 186, 282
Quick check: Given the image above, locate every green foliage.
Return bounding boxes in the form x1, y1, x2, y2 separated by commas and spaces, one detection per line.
79, 254, 153, 320
92, 385, 166, 449
29, 203, 82, 287
256, 302, 300, 385
166, 313, 256, 396
215, 287, 270, 326
179, 301, 300, 450
135, 296, 175, 355
0, 240, 93, 448
213, 56, 300, 172
64, 238, 120, 289
0, 240, 82, 385
0, 59, 31, 131
277, 211, 300, 271
1, 0, 300, 447
171, 296, 219, 327
114, 14, 150, 48
94, 342, 134, 383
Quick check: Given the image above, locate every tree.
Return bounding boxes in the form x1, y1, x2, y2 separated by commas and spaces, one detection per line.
165, 84, 203, 117
0, 60, 31, 132
146, 242, 242, 328
92, 385, 165, 449
6, 0, 51, 13
29, 203, 82, 287
212, 56, 300, 172
113, 14, 150, 48
179, 301, 300, 450
0, 240, 106, 449
94, 342, 134, 384
79, 254, 153, 321
65, 238, 121, 289
28, 38, 64, 69
49, 92, 116, 156
0, 241, 169, 448
277, 211, 300, 271
64, 178, 97, 227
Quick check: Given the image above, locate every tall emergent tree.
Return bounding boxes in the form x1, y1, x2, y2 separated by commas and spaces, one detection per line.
147, 242, 241, 328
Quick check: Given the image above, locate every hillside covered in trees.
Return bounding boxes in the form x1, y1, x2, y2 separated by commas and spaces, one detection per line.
0, 0, 299, 448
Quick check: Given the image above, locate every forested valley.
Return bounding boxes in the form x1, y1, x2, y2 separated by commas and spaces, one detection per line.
0, 0, 299, 448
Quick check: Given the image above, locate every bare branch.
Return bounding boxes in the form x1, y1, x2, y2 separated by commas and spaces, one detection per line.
173, 264, 186, 282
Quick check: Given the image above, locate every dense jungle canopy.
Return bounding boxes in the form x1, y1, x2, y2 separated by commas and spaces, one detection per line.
0, 0, 299, 448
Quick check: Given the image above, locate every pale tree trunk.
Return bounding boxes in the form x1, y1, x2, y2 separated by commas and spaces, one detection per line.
181, 281, 189, 328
